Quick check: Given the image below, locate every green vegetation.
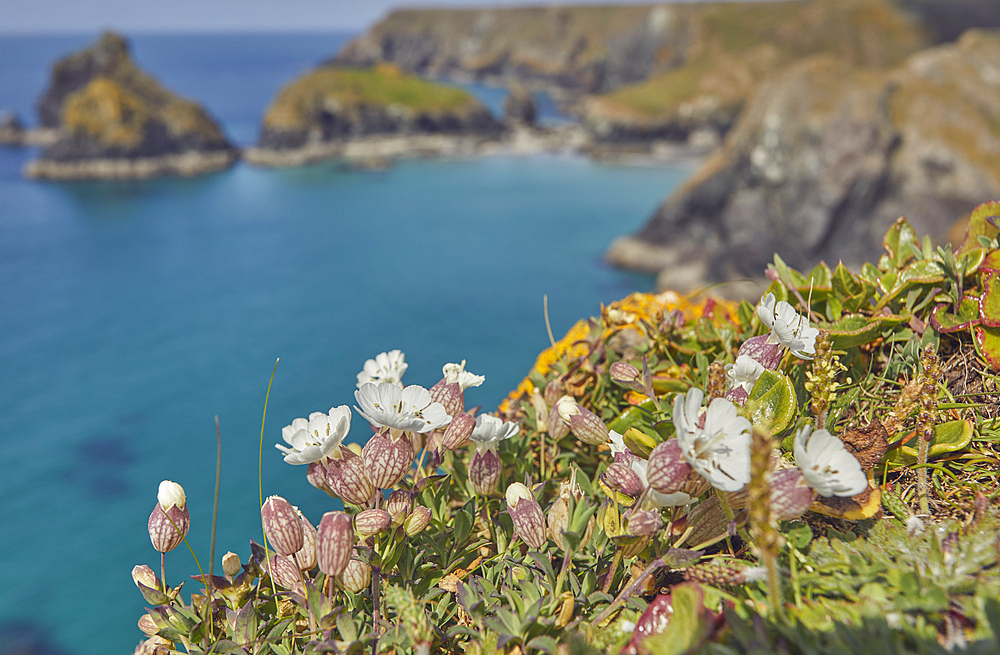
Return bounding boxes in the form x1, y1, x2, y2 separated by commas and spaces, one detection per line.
134, 204, 1000, 654
263, 64, 480, 131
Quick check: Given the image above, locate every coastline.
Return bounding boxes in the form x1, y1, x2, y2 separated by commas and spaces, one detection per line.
22, 149, 239, 181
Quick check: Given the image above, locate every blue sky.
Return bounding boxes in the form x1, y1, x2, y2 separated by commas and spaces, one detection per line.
1, 0, 724, 34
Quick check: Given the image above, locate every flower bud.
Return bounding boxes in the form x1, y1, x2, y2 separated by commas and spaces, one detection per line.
306, 461, 335, 495
770, 468, 815, 521
326, 448, 376, 506
261, 496, 303, 557
626, 509, 662, 537
148, 482, 191, 553
505, 482, 547, 549
529, 391, 549, 432
138, 613, 159, 636
403, 505, 433, 536
441, 412, 476, 450
354, 508, 392, 537
267, 554, 301, 590
385, 489, 414, 520
362, 430, 414, 490
646, 439, 693, 494
222, 552, 242, 578
132, 564, 159, 590
337, 557, 371, 593
547, 497, 569, 550
430, 379, 464, 418
601, 462, 644, 497
610, 362, 643, 389
569, 406, 609, 446
317, 511, 353, 577
295, 514, 317, 571
469, 448, 502, 496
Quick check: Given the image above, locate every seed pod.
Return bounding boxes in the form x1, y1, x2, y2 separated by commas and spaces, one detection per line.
610, 362, 643, 392
385, 489, 414, 521
548, 405, 570, 440
362, 430, 414, 490
337, 557, 372, 594
626, 509, 662, 537
601, 462, 644, 497
646, 439, 693, 494
505, 482, 547, 549
469, 448, 502, 496
569, 406, 609, 445
403, 505, 433, 537
769, 468, 815, 521
261, 496, 303, 557
441, 412, 476, 450
295, 513, 318, 571
529, 391, 549, 432
547, 496, 569, 549
317, 511, 353, 577
543, 379, 563, 406
132, 564, 159, 590
354, 508, 392, 537
326, 448, 376, 506
138, 613, 159, 636
222, 552, 242, 578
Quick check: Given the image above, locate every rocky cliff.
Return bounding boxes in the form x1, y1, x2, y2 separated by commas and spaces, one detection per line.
606, 29, 1000, 291
248, 63, 502, 166
26, 32, 237, 180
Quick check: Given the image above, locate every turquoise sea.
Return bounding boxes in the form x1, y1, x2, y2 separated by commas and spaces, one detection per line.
0, 33, 689, 654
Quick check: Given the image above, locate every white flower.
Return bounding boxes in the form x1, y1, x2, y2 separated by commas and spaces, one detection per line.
442, 360, 485, 391
469, 414, 519, 452
157, 480, 186, 509
607, 430, 628, 457
555, 395, 579, 421
757, 293, 819, 359
725, 355, 765, 394
356, 350, 408, 388
630, 458, 691, 507
792, 425, 867, 497
354, 382, 451, 434
673, 388, 752, 492
276, 406, 351, 465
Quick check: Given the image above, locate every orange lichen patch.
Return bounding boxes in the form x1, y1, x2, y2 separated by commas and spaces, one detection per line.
499, 291, 739, 413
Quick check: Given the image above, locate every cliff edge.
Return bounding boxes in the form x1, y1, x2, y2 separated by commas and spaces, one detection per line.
26, 32, 237, 181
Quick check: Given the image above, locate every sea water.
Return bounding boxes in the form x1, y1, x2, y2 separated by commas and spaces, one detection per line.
0, 33, 689, 654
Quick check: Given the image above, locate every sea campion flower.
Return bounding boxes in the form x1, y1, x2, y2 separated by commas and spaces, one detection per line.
769, 468, 815, 520
443, 360, 485, 391
354, 382, 451, 435
468, 414, 519, 495
354, 509, 392, 537
645, 439, 693, 494
673, 388, 752, 492
362, 431, 415, 490
385, 489, 414, 520
792, 425, 867, 497
276, 406, 351, 465
356, 349, 407, 388
430, 360, 485, 416
607, 430, 638, 466
725, 355, 764, 404
222, 552, 242, 578
757, 292, 819, 359
338, 556, 372, 593
441, 411, 476, 450
630, 458, 692, 507
403, 506, 432, 536
295, 514, 318, 571
148, 480, 191, 553
326, 448, 376, 505
601, 462, 644, 497
556, 396, 608, 445
506, 482, 547, 549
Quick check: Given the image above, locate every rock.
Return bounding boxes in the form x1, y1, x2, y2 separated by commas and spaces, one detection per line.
607, 30, 1000, 285
27, 31, 237, 180
503, 83, 536, 126
250, 63, 503, 166
0, 111, 58, 147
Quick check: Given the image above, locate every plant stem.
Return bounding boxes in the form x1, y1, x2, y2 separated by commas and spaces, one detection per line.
293, 552, 316, 637
592, 558, 664, 626
160, 551, 166, 593
601, 547, 622, 594
371, 564, 383, 655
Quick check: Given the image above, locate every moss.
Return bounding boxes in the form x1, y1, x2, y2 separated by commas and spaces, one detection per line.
264, 65, 479, 131
62, 77, 150, 148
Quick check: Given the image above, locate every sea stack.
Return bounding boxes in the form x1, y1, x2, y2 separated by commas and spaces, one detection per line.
245, 63, 503, 168
25, 31, 237, 181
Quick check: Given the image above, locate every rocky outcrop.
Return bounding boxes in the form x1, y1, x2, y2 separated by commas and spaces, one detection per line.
0, 110, 58, 147
606, 30, 1000, 290
503, 83, 536, 126
26, 32, 236, 180
247, 63, 503, 166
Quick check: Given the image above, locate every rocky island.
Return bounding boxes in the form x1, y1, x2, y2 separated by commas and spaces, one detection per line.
25, 32, 237, 181
245, 63, 505, 168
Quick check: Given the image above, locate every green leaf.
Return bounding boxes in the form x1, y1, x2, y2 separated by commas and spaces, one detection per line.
826, 313, 905, 349
642, 583, 714, 655
832, 262, 863, 299
956, 201, 1000, 259
527, 636, 559, 653
880, 217, 920, 271
881, 419, 975, 467
929, 297, 981, 333
975, 324, 1000, 371
453, 507, 473, 549
783, 521, 814, 549
336, 612, 358, 643
743, 370, 796, 433
980, 273, 1000, 326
